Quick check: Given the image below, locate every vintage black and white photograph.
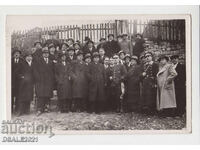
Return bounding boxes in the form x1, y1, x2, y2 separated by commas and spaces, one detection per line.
7, 15, 190, 133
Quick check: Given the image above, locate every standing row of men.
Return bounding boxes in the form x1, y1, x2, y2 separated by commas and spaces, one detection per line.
12, 35, 186, 117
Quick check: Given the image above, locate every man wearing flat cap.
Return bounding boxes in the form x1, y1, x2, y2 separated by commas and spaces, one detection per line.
66, 48, 76, 63
11, 47, 23, 114
171, 55, 186, 117
33, 47, 55, 116
104, 34, 120, 58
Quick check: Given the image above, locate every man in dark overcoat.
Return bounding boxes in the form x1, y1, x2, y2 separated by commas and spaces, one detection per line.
104, 34, 121, 58
32, 41, 43, 61
124, 56, 141, 112
11, 48, 23, 113
88, 52, 106, 113
132, 34, 145, 57
17, 51, 34, 116
71, 51, 89, 112
55, 52, 72, 113
140, 52, 158, 114
171, 55, 186, 116
33, 47, 55, 116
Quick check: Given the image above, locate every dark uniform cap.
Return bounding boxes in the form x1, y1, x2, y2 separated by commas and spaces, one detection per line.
67, 38, 74, 43
58, 51, 66, 58
84, 36, 90, 41
117, 35, 122, 38
76, 50, 84, 56
107, 34, 114, 38
170, 55, 179, 60
118, 50, 125, 55
124, 54, 131, 59
48, 43, 55, 49
158, 55, 169, 62
67, 47, 75, 52
12, 47, 21, 56
131, 55, 138, 60
144, 51, 153, 57
84, 53, 91, 60
99, 37, 106, 42
34, 41, 42, 47
23, 50, 33, 57
42, 47, 49, 53
92, 52, 100, 58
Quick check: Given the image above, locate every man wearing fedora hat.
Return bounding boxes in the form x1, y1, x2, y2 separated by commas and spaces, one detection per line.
32, 41, 43, 62
71, 51, 88, 112
104, 34, 120, 58
97, 37, 106, 51
11, 47, 23, 113
33, 47, 55, 116
17, 51, 34, 116
66, 48, 76, 63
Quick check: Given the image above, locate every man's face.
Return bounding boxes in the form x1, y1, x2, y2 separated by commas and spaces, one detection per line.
61, 55, 66, 61
145, 54, 152, 62
62, 44, 68, 50
49, 47, 55, 54
74, 44, 80, 50
99, 48, 105, 56
26, 55, 32, 62
136, 35, 141, 39
119, 53, 125, 60
114, 57, 119, 64
88, 42, 93, 48
43, 52, 49, 58
130, 59, 137, 65
109, 58, 114, 65
77, 55, 83, 61
35, 43, 42, 49
100, 39, 106, 44
67, 40, 73, 46
125, 57, 130, 64
117, 37, 122, 42
85, 57, 91, 63
108, 36, 114, 41
14, 52, 20, 58
68, 50, 74, 56
160, 59, 167, 66
93, 57, 99, 63
171, 58, 178, 64
104, 57, 110, 65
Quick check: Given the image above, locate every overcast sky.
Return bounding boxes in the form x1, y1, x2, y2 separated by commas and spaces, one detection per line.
6, 15, 116, 32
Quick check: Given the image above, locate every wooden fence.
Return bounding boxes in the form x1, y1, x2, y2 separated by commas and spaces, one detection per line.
11, 19, 185, 50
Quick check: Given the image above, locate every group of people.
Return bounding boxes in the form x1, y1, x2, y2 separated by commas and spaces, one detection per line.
11, 33, 186, 118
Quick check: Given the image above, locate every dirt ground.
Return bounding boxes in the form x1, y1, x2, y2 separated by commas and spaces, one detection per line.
12, 111, 186, 132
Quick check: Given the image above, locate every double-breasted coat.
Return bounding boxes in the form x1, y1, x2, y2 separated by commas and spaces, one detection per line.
33, 57, 54, 98
71, 60, 89, 99
156, 63, 177, 110
55, 61, 72, 100
125, 64, 142, 103
18, 60, 34, 102
88, 62, 106, 102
